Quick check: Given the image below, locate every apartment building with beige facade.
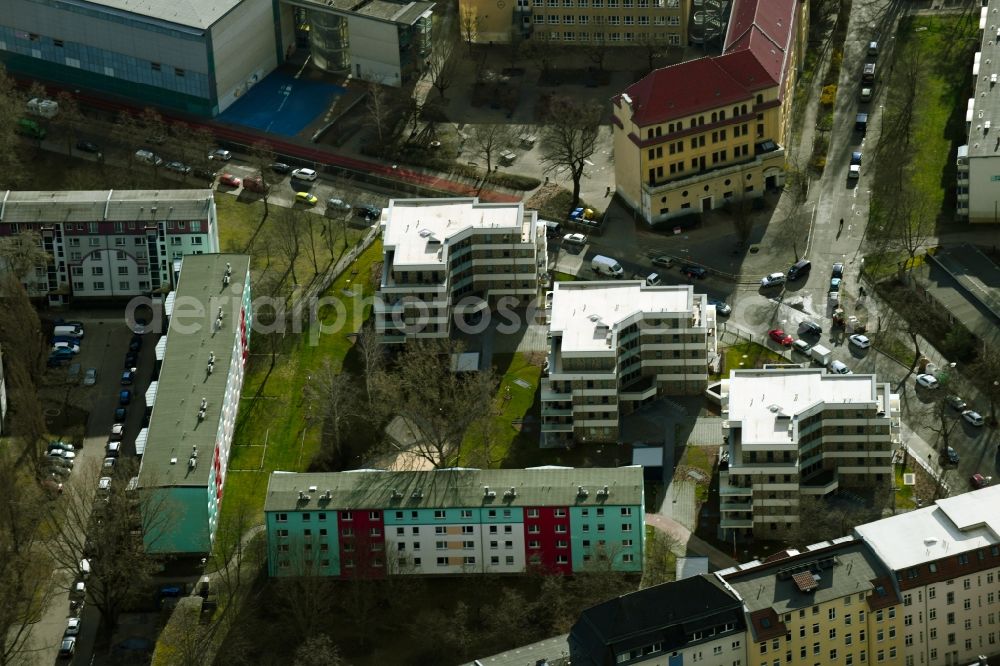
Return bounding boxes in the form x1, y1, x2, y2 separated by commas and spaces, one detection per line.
541, 281, 716, 446
719, 368, 899, 539
855, 486, 1000, 666
610, 0, 807, 225
374, 197, 546, 344
459, 0, 689, 45
719, 537, 905, 666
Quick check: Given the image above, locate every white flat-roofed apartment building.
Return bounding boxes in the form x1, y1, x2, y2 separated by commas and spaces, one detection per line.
375, 197, 546, 344
541, 281, 717, 446
719, 368, 899, 538
855, 486, 1000, 666
0, 189, 218, 305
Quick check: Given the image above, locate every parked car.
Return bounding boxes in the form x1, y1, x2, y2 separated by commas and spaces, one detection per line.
768, 329, 794, 346
708, 299, 731, 315
962, 410, 985, 427
208, 148, 232, 161
43, 477, 64, 495
868, 40, 879, 56
124, 351, 139, 368
48, 448, 77, 461
133, 317, 150, 334
295, 192, 318, 206
356, 204, 381, 220
849, 334, 871, 349
760, 272, 786, 288
75, 140, 100, 153
109, 423, 125, 442
129, 335, 142, 352
829, 360, 852, 375
862, 62, 876, 82
59, 637, 76, 658
98, 476, 112, 496
114, 407, 127, 422
327, 198, 351, 211
563, 232, 588, 246
291, 167, 318, 181
859, 87, 873, 102
165, 161, 191, 175
799, 320, 822, 336
946, 446, 960, 464
971, 473, 989, 489
270, 162, 292, 174
916, 373, 940, 389
849, 163, 861, 180
119, 390, 132, 406
651, 256, 674, 268
52, 341, 81, 354
792, 339, 811, 353
680, 265, 708, 279
243, 175, 268, 194
832, 262, 844, 279
218, 173, 241, 188
134, 149, 162, 166
121, 370, 135, 386
48, 440, 74, 453
193, 167, 216, 180
945, 394, 967, 411
103, 457, 117, 472
830, 277, 842, 292
106, 441, 121, 458
83, 367, 98, 386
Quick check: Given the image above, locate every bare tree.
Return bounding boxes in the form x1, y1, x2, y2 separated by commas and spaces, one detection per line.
539, 96, 602, 213
640, 529, 680, 588
458, 4, 481, 54
636, 31, 670, 73
427, 31, 459, 101
729, 195, 755, 250
111, 111, 144, 174
467, 123, 520, 173
585, 26, 612, 72
44, 458, 171, 645
366, 82, 393, 153
0, 65, 26, 190
53, 91, 85, 157
0, 230, 50, 285
303, 359, 357, 464
354, 324, 383, 411
372, 339, 497, 468
293, 635, 348, 666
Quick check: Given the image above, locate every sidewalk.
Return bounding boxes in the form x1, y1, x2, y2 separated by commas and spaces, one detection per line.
645, 512, 738, 571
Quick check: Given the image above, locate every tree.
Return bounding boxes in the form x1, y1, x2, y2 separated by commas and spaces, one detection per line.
53, 91, 85, 157
636, 31, 670, 73
0, 230, 50, 285
585, 26, 612, 72
729, 195, 755, 250
539, 96, 602, 213
372, 339, 497, 468
458, 4, 481, 54
111, 111, 144, 176
467, 123, 520, 174
506, 25, 525, 71
303, 359, 357, 466
427, 29, 459, 101
640, 529, 679, 589
44, 458, 171, 645
293, 635, 348, 666
366, 82, 393, 153
0, 65, 26, 190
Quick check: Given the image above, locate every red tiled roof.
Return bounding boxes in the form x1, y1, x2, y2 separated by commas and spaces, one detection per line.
619, 57, 751, 126
618, 0, 797, 127
792, 571, 819, 593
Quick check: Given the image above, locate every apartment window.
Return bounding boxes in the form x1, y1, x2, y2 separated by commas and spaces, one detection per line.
460, 510, 472, 518
947, 612, 955, 625
89, 238, 100, 247
276, 529, 289, 538
91, 267, 103, 276
556, 555, 568, 564
435, 526, 446, 535
527, 509, 539, 518
947, 591, 955, 604
829, 608, 836, 620
118, 280, 129, 291
342, 511, 353, 521
92, 281, 105, 291
434, 510, 445, 519
829, 629, 836, 640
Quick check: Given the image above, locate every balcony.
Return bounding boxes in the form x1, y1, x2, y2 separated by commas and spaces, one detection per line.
720, 498, 752, 510
719, 484, 753, 496
800, 469, 839, 496
541, 406, 573, 417
720, 517, 754, 529
541, 421, 573, 433
620, 375, 657, 401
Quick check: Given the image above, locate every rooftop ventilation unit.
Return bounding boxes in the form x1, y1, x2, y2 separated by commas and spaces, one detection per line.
503, 486, 517, 498
597, 485, 610, 497
577, 485, 589, 498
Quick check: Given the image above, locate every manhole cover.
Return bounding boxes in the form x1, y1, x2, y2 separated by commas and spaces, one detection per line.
44, 408, 61, 417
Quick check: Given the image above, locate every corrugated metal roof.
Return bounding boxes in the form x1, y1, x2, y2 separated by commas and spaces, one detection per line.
264, 467, 644, 512
0, 190, 214, 224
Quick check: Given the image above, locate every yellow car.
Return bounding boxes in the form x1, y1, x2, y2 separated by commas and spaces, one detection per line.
295, 192, 318, 206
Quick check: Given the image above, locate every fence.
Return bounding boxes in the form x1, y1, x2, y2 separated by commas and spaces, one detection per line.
289, 224, 381, 316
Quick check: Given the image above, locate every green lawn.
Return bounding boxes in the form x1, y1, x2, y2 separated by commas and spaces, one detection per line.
219, 239, 383, 537
553, 271, 577, 282
889, 15, 978, 221
712, 340, 788, 380
459, 353, 543, 468
894, 464, 917, 511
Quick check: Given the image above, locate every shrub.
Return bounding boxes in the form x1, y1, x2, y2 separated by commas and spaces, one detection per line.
820, 84, 837, 107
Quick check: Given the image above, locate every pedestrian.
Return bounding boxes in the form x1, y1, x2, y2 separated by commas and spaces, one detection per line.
860, 286, 866, 297
839, 218, 844, 230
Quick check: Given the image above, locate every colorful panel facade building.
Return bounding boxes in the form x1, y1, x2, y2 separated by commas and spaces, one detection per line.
138, 253, 252, 555
0, 189, 219, 305
264, 467, 645, 577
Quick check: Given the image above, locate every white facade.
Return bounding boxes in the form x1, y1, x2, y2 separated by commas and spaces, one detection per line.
386, 522, 526, 575
720, 368, 899, 537
375, 197, 546, 344
855, 486, 1000, 666
541, 281, 717, 444
347, 16, 403, 84
210, 0, 279, 113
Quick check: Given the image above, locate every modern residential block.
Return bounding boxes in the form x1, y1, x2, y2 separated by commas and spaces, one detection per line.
374, 197, 546, 344
957, 0, 1000, 222
569, 573, 747, 666
719, 369, 899, 538
611, 0, 808, 224
138, 254, 252, 555
855, 485, 1000, 666
263, 467, 644, 577
0, 190, 219, 305
0, 0, 279, 116
719, 537, 904, 666
541, 281, 717, 446
458, 0, 691, 47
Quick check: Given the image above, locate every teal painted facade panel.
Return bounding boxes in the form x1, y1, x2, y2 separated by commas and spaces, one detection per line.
265, 510, 342, 577
145, 487, 210, 554
568, 505, 644, 573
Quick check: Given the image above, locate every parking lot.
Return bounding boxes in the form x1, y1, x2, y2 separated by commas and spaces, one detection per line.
35, 306, 158, 665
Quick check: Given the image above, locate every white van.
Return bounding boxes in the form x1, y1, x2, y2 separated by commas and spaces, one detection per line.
591, 255, 624, 278
53, 324, 84, 339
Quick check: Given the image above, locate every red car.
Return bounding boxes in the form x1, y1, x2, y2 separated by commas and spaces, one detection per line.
218, 173, 241, 188
768, 328, 794, 346
971, 473, 989, 490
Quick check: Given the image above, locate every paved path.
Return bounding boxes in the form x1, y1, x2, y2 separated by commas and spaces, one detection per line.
645, 513, 738, 571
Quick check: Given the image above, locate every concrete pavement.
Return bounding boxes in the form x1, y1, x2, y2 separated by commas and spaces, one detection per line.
644, 513, 738, 571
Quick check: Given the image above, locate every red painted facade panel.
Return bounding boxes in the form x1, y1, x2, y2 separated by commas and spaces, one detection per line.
523, 506, 573, 575
336, 509, 387, 579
